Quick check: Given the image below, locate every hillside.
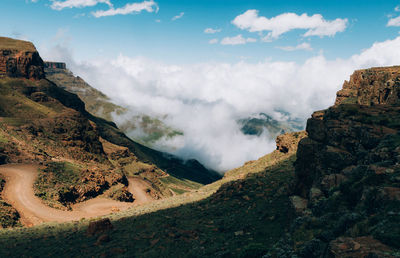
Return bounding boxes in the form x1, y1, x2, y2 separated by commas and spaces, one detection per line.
44, 65, 183, 146
0, 37, 220, 226
0, 38, 398, 257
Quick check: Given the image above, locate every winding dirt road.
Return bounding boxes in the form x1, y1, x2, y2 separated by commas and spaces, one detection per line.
128, 178, 153, 204
0, 164, 153, 226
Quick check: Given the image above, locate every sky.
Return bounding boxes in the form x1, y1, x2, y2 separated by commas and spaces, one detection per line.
2, 0, 400, 172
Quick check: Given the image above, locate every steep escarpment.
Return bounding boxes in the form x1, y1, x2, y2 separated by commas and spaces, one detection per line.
286, 66, 400, 257
0, 37, 44, 80
0, 37, 219, 213
44, 65, 184, 147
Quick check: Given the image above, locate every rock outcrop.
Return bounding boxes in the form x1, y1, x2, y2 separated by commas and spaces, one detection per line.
335, 66, 400, 106
289, 66, 400, 255
294, 66, 400, 198
276, 131, 307, 153
44, 62, 66, 69
0, 37, 44, 80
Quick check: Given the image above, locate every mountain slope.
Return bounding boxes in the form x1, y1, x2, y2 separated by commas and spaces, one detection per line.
0, 39, 398, 257
44, 65, 183, 146
0, 37, 219, 221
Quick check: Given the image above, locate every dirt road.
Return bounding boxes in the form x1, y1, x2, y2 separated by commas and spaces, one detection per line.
0, 164, 153, 226
128, 178, 154, 204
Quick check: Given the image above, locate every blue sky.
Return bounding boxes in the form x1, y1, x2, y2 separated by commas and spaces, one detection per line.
1, 0, 400, 64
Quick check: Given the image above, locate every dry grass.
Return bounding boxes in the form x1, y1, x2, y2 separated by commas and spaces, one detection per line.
0, 37, 36, 52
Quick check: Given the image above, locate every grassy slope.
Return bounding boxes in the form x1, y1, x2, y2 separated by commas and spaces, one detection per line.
0, 37, 36, 52
0, 148, 297, 257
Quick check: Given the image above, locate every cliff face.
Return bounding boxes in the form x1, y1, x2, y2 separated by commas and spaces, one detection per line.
290, 66, 400, 256
0, 37, 44, 80
335, 66, 400, 106
295, 66, 400, 198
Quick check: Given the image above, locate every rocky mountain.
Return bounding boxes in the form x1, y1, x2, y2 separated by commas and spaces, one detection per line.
44, 64, 183, 146
0, 38, 398, 257
0, 37, 44, 80
0, 37, 220, 220
238, 112, 304, 138
286, 66, 400, 257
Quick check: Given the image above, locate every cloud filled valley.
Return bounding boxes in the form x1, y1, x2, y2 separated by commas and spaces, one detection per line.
40, 36, 400, 172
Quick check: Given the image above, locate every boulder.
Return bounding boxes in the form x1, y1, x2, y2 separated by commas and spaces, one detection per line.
87, 218, 113, 236
329, 236, 394, 258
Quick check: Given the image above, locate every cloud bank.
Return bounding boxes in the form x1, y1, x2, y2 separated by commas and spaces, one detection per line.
41, 36, 400, 172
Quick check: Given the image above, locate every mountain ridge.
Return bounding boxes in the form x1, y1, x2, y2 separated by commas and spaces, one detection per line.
0, 37, 220, 223
0, 37, 398, 257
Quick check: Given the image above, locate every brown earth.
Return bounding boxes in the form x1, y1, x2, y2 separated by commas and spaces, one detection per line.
0, 164, 153, 226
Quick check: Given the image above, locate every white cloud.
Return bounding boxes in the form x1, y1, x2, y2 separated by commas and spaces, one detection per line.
395, 6, 400, 12
232, 10, 348, 39
41, 36, 400, 172
388, 16, 400, 26
204, 28, 221, 34
209, 38, 218, 44
51, 0, 112, 10
92, 0, 158, 17
220, 34, 257, 45
155, 19, 161, 23
171, 12, 184, 21
73, 13, 86, 18
277, 42, 313, 51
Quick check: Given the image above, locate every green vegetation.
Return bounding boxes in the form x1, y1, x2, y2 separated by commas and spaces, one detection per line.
34, 162, 83, 209
0, 175, 20, 228
103, 183, 133, 202
0, 200, 20, 228
159, 175, 202, 190
0, 152, 297, 257
0, 131, 7, 144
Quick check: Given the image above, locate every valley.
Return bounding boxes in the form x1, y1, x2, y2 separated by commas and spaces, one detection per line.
0, 36, 398, 257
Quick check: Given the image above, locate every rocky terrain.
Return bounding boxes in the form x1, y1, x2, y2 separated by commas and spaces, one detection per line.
0, 37, 220, 222
0, 37, 44, 80
0, 37, 398, 257
284, 66, 400, 257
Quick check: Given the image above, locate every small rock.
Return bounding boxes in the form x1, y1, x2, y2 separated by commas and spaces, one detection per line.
87, 218, 113, 236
